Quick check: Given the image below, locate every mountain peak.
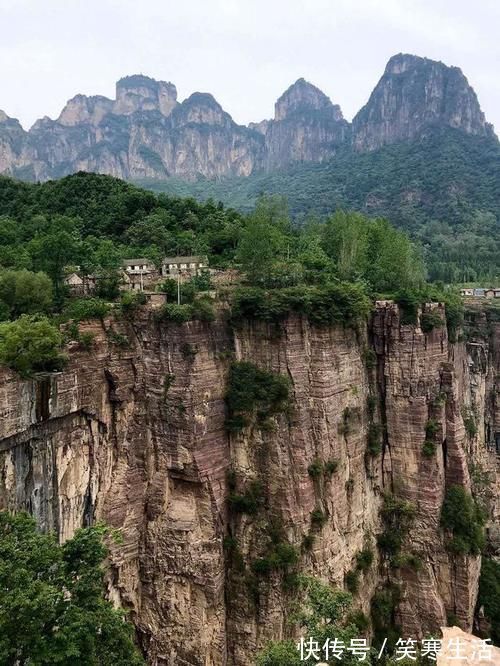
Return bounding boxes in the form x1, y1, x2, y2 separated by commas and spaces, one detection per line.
352, 53, 495, 151
58, 94, 114, 127
183, 92, 222, 110
116, 74, 160, 90
114, 74, 178, 117
174, 92, 231, 128
274, 78, 339, 121
384, 52, 428, 74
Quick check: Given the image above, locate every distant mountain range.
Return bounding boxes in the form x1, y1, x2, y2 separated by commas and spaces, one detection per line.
0, 53, 496, 183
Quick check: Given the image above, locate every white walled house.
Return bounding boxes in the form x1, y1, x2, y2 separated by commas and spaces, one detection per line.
161, 256, 207, 277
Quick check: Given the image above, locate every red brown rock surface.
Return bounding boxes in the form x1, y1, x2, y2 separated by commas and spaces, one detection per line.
0, 302, 498, 665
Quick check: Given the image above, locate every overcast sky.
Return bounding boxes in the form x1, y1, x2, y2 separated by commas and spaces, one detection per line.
0, 0, 498, 132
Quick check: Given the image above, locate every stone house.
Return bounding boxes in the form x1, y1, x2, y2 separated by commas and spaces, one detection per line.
122, 258, 158, 291
64, 271, 99, 296
143, 292, 167, 309
64, 272, 83, 290
161, 256, 208, 278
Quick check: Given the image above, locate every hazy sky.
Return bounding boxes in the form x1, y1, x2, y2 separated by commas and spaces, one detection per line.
0, 0, 498, 132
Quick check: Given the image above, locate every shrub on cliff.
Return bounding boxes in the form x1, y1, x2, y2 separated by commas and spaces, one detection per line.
155, 297, 215, 324
119, 290, 147, 315
420, 310, 444, 333
228, 479, 264, 515
0, 269, 53, 319
395, 290, 420, 325
231, 283, 371, 328
256, 640, 301, 666
0, 315, 65, 377
440, 485, 485, 555
257, 577, 361, 666
64, 297, 110, 321
191, 296, 215, 322
225, 361, 290, 431
367, 423, 382, 456
0, 512, 145, 665
395, 286, 463, 341
478, 557, 500, 645
377, 494, 416, 557
157, 303, 193, 323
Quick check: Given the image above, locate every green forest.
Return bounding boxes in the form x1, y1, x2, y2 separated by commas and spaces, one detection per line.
141, 128, 500, 283
0, 512, 145, 665
0, 171, 463, 378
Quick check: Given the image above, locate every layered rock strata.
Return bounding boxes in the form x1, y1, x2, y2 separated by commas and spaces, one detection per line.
0, 302, 498, 665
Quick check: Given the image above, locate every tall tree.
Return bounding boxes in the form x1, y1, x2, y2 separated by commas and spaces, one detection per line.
0, 512, 145, 665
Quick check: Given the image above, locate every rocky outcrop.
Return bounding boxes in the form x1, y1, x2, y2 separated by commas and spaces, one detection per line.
0, 112, 29, 176
439, 627, 500, 665
113, 75, 178, 117
0, 54, 495, 181
0, 302, 498, 665
352, 53, 495, 151
256, 78, 349, 170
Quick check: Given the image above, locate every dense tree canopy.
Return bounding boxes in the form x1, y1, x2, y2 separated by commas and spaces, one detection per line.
0, 171, 464, 379
0, 173, 427, 303
144, 128, 500, 282
0, 269, 53, 319
0, 512, 145, 665
0, 315, 65, 377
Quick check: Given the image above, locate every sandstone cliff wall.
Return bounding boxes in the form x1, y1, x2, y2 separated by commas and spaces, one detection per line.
0, 303, 497, 665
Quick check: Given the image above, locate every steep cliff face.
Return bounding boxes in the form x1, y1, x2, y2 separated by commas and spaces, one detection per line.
0, 303, 498, 665
0, 54, 495, 181
352, 53, 495, 151
0, 112, 30, 176
256, 78, 350, 170
0, 75, 265, 181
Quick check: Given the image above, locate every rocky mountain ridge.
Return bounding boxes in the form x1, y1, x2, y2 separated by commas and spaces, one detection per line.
0, 54, 495, 181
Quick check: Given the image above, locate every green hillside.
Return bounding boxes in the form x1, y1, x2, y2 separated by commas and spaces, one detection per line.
137, 128, 500, 282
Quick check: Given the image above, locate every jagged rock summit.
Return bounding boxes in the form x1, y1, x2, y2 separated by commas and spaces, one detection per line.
352, 53, 495, 151
274, 77, 341, 120
0, 54, 495, 181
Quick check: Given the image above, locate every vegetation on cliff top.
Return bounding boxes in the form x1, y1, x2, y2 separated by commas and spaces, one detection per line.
0, 512, 144, 665
0, 315, 66, 377
0, 172, 466, 377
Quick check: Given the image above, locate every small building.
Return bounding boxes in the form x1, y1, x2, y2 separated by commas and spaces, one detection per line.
123, 258, 155, 275
122, 259, 158, 291
65, 272, 84, 288
485, 288, 495, 298
161, 256, 207, 278
494, 289, 500, 299
143, 292, 167, 309
64, 271, 99, 296
474, 288, 485, 297
460, 288, 474, 297
121, 271, 152, 292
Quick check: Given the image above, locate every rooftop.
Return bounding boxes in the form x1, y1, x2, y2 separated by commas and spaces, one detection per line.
163, 255, 207, 264
123, 258, 152, 266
